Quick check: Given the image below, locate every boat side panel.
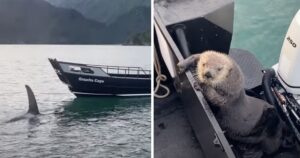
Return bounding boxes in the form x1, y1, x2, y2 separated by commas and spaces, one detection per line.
178, 71, 234, 158
64, 73, 151, 95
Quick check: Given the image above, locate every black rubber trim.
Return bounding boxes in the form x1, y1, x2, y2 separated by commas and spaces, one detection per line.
262, 69, 277, 106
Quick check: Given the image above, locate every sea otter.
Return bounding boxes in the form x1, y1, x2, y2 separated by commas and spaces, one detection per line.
178, 50, 284, 157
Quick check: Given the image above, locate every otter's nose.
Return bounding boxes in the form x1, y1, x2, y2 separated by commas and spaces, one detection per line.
204, 71, 212, 79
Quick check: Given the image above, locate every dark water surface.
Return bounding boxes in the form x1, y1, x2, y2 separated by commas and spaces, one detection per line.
0, 45, 151, 158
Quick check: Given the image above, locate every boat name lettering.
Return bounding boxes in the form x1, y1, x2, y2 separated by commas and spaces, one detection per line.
94, 79, 104, 84
287, 36, 297, 48
78, 77, 104, 84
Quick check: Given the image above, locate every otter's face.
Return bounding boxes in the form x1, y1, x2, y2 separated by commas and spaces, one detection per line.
197, 53, 232, 86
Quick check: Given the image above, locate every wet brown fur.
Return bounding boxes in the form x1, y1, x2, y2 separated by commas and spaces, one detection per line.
177, 50, 283, 155
195, 50, 244, 107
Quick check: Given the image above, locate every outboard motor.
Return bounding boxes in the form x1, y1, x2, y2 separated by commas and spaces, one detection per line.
276, 10, 300, 96
263, 9, 300, 142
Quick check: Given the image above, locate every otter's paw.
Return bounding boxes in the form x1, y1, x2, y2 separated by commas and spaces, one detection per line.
177, 63, 187, 74
193, 81, 202, 91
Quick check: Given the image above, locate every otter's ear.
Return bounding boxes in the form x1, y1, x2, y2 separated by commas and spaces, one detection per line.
177, 54, 200, 74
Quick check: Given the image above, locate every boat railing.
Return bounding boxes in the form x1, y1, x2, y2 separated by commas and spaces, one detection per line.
89, 64, 151, 75
51, 58, 151, 76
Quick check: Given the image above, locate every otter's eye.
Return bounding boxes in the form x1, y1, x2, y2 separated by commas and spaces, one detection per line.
217, 67, 223, 71
202, 63, 206, 67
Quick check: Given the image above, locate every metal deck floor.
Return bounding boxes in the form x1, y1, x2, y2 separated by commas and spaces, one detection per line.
154, 92, 204, 158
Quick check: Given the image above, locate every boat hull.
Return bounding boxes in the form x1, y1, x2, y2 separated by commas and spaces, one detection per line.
49, 59, 151, 97
64, 73, 151, 96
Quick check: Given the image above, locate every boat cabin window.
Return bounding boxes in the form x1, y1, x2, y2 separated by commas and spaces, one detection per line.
69, 66, 81, 72
69, 66, 94, 74
81, 67, 94, 74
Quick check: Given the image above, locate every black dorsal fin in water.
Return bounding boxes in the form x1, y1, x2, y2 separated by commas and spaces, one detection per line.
25, 85, 39, 115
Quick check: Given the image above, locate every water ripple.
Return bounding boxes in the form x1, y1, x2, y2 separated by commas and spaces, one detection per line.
0, 49, 151, 158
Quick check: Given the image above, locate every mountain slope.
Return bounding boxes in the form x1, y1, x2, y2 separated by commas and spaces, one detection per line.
0, 0, 110, 44
125, 31, 151, 45
109, 6, 151, 43
45, 0, 151, 44
45, 0, 150, 24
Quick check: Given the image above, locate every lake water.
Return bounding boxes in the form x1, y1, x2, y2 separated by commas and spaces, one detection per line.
0, 45, 151, 158
231, 0, 300, 67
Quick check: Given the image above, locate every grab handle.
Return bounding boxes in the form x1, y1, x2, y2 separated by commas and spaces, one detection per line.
173, 24, 191, 58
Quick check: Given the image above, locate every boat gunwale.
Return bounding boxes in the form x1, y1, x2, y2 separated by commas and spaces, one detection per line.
49, 58, 151, 76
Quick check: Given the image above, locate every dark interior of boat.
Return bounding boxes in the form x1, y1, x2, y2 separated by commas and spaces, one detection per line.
167, 18, 232, 56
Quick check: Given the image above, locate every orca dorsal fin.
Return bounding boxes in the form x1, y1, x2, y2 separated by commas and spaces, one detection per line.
25, 85, 39, 115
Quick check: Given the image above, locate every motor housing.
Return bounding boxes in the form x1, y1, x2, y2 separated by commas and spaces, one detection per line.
277, 10, 300, 94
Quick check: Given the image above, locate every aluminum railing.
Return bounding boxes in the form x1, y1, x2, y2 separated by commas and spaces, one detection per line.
89, 64, 150, 75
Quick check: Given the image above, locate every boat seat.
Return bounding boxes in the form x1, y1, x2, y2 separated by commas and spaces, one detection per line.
229, 48, 264, 90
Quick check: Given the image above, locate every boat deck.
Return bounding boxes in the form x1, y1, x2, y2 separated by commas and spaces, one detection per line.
154, 91, 203, 158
